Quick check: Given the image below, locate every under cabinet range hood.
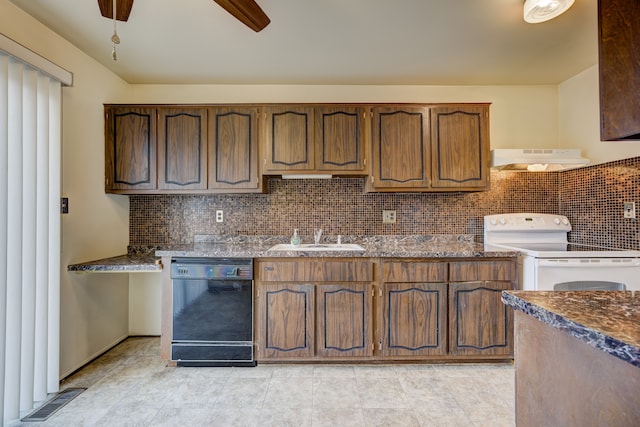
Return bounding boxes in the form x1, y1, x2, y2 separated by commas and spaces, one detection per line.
281, 174, 332, 179
491, 149, 589, 172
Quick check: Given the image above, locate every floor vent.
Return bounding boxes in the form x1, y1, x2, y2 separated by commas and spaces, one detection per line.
21, 388, 86, 422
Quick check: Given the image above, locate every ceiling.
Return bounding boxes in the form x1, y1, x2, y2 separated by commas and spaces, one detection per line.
10, 0, 598, 85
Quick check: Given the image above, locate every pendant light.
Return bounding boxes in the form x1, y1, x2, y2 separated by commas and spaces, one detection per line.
523, 0, 575, 23
111, 0, 120, 60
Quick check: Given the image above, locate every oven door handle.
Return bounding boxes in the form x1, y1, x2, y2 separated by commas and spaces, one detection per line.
537, 258, 640, 267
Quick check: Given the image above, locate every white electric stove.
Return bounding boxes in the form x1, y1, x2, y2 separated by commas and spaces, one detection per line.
484, 213, 640, 291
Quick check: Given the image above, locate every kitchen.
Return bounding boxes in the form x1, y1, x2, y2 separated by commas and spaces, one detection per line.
1, 0, 639, 425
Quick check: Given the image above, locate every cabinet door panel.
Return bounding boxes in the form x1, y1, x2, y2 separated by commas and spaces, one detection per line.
315, 106, 367, 172
105, 107, 157, 190
208, 107, 260, 191
449, 260, 515, 282
382, 283, 447, 357
382, 261, 447, 283
431, 105, 489, 189
258, 260, 373, 282
449, 281, 513, 357
158, 108, 207, 190
258, 284, 314, 359
317, 284, 373, 357
371, 107, 430, 189
264, 107, 314, 171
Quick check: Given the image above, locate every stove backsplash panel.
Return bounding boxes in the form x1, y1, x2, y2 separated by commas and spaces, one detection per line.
129, 157, 639, 250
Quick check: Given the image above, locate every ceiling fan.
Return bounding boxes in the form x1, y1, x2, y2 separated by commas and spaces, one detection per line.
97, 0, 271, 32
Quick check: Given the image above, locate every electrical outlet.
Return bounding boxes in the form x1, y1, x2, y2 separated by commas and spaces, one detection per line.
216, 210, 224, 223
382, 210, 396, 224
623, 202, 636, 219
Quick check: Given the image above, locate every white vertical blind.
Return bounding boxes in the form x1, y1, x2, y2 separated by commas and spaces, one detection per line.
47, 80, 61, 395
0, 47, 64, 423
0, 54, 9, 426
5, 57, 24, 424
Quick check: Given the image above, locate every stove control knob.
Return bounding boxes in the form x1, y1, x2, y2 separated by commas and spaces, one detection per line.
554, 218, 561, 225
562, 218, 569, 225
490, 219, 497, 225
499, 218, 507, 225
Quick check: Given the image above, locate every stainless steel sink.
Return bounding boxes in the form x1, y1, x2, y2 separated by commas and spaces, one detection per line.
268, 243, 365, 252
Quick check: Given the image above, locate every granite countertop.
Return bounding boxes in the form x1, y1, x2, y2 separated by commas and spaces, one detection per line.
67, 235, 519, 273
502, 290, 640, 368
155, 234, 519, 258
67, 255, 162, 272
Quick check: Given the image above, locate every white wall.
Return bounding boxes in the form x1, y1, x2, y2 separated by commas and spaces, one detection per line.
129, 273, 161, 335
559, 65, 640, 164
1, 0, 132, 378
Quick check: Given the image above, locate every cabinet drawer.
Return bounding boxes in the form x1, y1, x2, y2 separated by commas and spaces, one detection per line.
449, 260, 515, 282
258, 260, 373, 282
382, 261, 447, 283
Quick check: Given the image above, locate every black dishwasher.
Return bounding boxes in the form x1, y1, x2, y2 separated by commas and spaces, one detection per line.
170, 258, 256, 367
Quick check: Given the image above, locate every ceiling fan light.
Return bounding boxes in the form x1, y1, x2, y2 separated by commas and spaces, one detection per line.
523, 0, 575, 23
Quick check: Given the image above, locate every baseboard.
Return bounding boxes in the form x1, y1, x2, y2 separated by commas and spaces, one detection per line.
59, 333, 129, 381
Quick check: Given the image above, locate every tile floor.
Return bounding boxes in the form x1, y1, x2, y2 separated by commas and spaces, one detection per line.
11, 337, 515, 427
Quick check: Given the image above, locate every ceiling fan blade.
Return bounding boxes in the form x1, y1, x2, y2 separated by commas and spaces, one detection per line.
213, 0, 271, 32
98, 0, 134, 22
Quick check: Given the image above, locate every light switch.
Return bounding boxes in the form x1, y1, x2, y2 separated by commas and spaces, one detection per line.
61, 197, 69, 214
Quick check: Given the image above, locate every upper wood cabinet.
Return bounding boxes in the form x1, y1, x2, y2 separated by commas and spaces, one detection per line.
430, 105, 489, 190
262, 105, 368, 175
105, 105, 263, 194
369, 106, 431, 190
105, 107, 157, 191
157, 108, 207, 190
263, 106, 315, 172
106, 103, 489, 193
208, 107, 262, 192
314, 106, 368, 172
367, 104, 489, 192
598, 0, 640, 141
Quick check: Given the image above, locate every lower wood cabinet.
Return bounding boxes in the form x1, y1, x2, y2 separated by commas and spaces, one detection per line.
449, 281, 513, 357
258, 284, 315, 359
380, 282, 447, 357
255, 259, 374, 361
448, 260, 516, 358
316, 284, 373, 358
379, 261, 448, 357
255, 257, 516, 362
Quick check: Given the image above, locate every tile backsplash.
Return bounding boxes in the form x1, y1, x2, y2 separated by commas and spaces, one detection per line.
130, 157, 639, 250
560, 156, 640, 250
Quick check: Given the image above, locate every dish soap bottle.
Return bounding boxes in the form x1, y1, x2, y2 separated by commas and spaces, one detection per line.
290, 229, 301, 246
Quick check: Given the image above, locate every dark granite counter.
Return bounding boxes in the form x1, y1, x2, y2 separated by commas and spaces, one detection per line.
155, 234, 519, 258
67, 255, 162, 272
67, 235, 519, 273
502, 290, 640, 368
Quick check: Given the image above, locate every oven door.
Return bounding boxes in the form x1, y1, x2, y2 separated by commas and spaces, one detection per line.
532, 258, 640, 291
